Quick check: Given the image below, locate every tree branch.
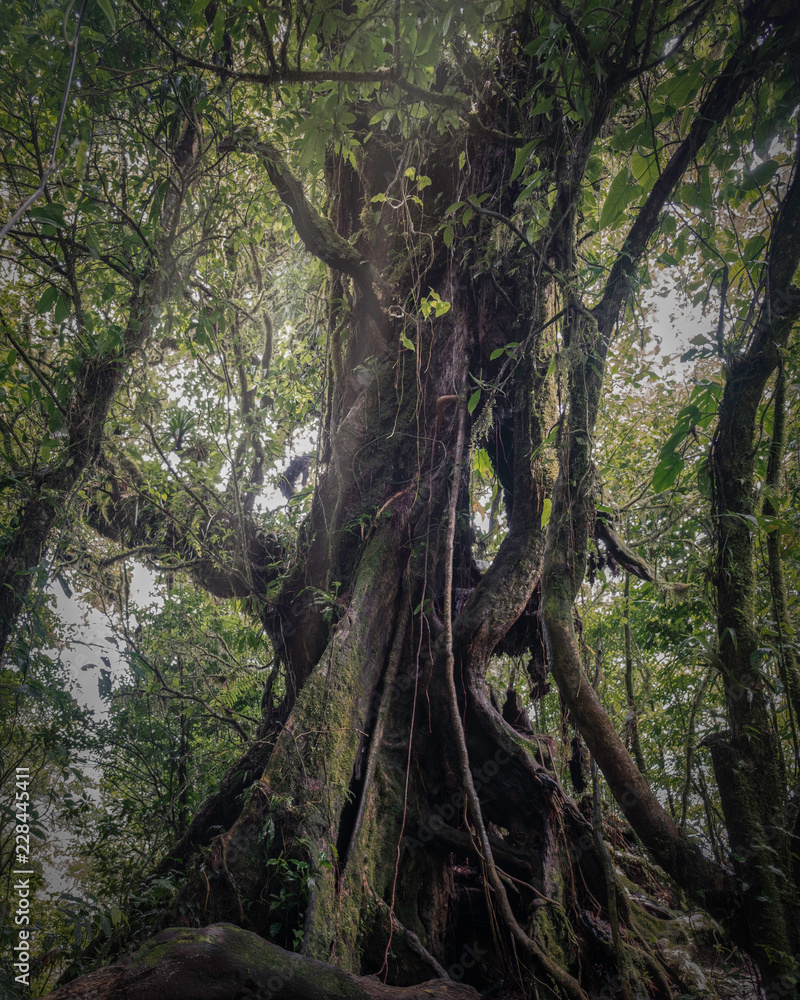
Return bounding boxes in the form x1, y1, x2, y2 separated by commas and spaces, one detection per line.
124, 636, 251, 741
220, 132, 389, 339
128, 0, 466, 111
85, 454, 285, 602
594, 11, 800, 340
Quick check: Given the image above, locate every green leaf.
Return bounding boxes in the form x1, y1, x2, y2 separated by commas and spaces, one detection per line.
467, 389, 481, 414
443, 224, 454, 248
37, 286, 59, 314
697, 460, 711, 497
660, 63, 702, 109
54, 294, 72, 324
652, 455, 684, 493
400, 333, 415, 351
631, 150, 659, 192
212, 6, 225, 50
96, 0, 116, 32
541, 498, 552, 528
599, 167, 640, 230
75, 139, 89, 179
742, 233, 766, 262
679, 105, 693, 139
744, 159, 779, 191
510, 139, 538, 184
490, 348, 504, 361
698, 166, 713, 208
473, 447, 491, 476
30, 202, 67, 227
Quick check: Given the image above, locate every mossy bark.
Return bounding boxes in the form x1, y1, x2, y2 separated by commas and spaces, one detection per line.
45, 924, 482, 1000
709, 362, 800, 987
706, 140, 800, 990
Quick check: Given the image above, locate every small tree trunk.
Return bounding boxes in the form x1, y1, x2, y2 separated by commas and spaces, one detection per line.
623, 572, 647, 777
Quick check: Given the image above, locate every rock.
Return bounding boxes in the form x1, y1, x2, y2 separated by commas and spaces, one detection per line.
656, 938, 710, 995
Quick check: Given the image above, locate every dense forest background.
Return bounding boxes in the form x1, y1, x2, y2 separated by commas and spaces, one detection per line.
0, 0, 799, 998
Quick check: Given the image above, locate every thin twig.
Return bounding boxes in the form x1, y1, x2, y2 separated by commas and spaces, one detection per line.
0, 0, 90, 242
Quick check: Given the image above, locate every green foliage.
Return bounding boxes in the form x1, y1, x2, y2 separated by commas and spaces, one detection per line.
74, 583, 267, 904
260, 817, 333, 951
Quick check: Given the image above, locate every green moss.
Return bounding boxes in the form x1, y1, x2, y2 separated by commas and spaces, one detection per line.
125, 924, 374, 999
260, 525, 407, 965
307, 758, 408, 970
533, 905, 572, 972
270, 529, 397, 809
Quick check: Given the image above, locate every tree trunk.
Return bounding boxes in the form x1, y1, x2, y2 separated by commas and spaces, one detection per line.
24, 2, 800, 997
706, 151, 800, 986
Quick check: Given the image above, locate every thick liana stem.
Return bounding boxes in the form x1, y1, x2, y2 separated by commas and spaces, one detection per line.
541, 303, 733, 917
442, 390, 588, 1000
763, 368, 800, 751
706, 136, 800, 987
623, 571, 648, 777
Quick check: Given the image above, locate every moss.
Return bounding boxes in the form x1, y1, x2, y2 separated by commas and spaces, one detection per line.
118, 923, 374, 999
128, 924, 262, 970
533, 905, 572, 972
308, 757, 408, 971
269, 527, 399, 808
259, 525, 407, 964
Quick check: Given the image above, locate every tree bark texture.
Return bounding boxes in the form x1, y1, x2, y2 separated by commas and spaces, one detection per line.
45, 924, 481, 1000
706, 135, 800, 984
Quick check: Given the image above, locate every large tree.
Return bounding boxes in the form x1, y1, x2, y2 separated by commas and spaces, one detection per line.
2, 0, 799, 997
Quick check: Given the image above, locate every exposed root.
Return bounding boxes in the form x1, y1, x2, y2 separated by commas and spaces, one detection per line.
365, 882, 450, 980
218, 833, 246, 924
